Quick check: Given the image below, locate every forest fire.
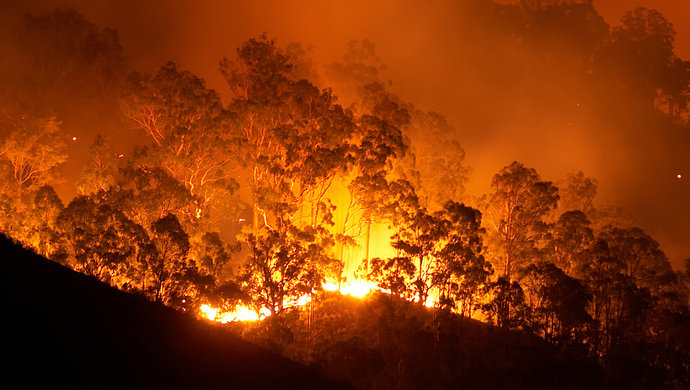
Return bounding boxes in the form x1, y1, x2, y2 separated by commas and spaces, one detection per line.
322, 279, 379, 298
2, 1, 690, 388
200, 304, 269, 323
201, 278, 382, 323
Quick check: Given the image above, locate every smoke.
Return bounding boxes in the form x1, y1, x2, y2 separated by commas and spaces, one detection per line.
1, 0, 689, 268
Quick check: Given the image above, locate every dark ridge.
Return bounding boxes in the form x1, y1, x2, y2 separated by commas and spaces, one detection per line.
0, 234, 354, 390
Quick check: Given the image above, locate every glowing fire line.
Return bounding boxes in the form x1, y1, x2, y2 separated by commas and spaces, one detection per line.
199, 278, 380, 323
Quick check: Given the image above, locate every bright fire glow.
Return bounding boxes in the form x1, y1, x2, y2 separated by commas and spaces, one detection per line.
200, 279, 385, 323
199, 277, 444, 324
200, 304, 270, 323
677, 174, 682, 179
323, 279, 379, 298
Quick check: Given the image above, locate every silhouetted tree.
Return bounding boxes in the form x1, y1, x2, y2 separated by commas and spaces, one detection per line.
75, 134, 119, 195
54, 194, 150, 288
483, 161, 559, 280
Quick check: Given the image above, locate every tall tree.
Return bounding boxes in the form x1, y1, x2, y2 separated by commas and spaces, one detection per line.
606, 7, 677, 103
483, 161, 559, 280
19, 6, 125, 99
547, 210, 594, 274
146, 213, 203, 308
25, 185, 64, 256
75, 134, 119, 195
121, 62, 240, 226
221, 35, 356, 315
0, 113, 66, 196
519, 261, 592, 343
365, 198, 488, 309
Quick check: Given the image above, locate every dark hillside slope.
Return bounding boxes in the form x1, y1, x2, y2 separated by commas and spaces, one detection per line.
0, 235, 354, 389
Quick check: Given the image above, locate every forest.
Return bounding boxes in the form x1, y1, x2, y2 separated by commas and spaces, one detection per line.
1, 1, 690, 388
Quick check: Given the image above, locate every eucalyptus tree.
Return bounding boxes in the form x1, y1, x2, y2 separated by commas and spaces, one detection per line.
482, 161, 559, 281
75, 134, 119, 195
220, 35, 358, 314
53, 194, 151, 289
120, 62, 241, 227
365, 196, 489, 311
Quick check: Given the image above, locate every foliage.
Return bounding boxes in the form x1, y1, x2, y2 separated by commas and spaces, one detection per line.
364, 200, 490, 312
53, 194, 151, 288
121, 62, 241, 225
75, 134, 119, 195
482, 161, 560, 280
221, 35, 357, 315
0, 114, 67, 196
18, 6, 126, 99
238, 221, 335, 316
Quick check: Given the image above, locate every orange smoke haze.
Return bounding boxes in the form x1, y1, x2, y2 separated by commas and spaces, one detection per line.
2, 0, 690, 268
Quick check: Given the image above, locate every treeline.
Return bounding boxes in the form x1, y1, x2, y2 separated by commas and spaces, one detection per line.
1, 2, 690, 388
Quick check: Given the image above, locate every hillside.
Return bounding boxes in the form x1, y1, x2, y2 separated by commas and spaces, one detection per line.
0, 234, 354, 389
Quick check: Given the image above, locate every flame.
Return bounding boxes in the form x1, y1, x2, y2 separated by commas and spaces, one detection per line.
200, 304, 218, 320
199, 277, 443, 324
323, 279, 379, 298
200, 279, 385, 323
200, 304, 270, 323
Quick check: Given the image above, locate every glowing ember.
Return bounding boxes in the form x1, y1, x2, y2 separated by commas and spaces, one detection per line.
72, 136, 77, 141
677, 174, 682, 179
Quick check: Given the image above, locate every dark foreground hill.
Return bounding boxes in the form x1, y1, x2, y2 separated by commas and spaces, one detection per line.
0, 235, 354, 390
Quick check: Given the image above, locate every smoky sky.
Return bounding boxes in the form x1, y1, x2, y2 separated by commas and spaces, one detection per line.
2, 0, 690, 268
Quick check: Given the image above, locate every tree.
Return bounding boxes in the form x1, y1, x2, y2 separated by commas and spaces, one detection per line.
238, 221, 334, 316
146, 213, 201, 308
575, 227, 685, 354
0, 113, 67, 196
606, 8, 677, 102
323, 39, 387, 108
0, 195, 26, 240
191, 231, 239, 283
483, 161, 559, 280
221, 36, 355, 230
221, 36, 359, 315
403, 109, 471, 211
25, 185, 64, 256
121, 62, 241, 226
547, 210, 594, 274
54, 194, 151, 288
599, 227, 680, 309
365, 199, 489, 310
482, 276, 529, 330
336, 110, 407, 276
520, 261, 592, 343
118, 166, 197, 229
18, 6, 125, 99
437, 202, 492, 319
556, 171, 598, 216
75, 134, 119, 195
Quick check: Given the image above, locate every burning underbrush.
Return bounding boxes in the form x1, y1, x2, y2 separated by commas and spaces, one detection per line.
199, 278, 439, 325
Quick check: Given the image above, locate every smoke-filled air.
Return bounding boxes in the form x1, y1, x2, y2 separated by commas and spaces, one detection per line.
2, 0, 690, 388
